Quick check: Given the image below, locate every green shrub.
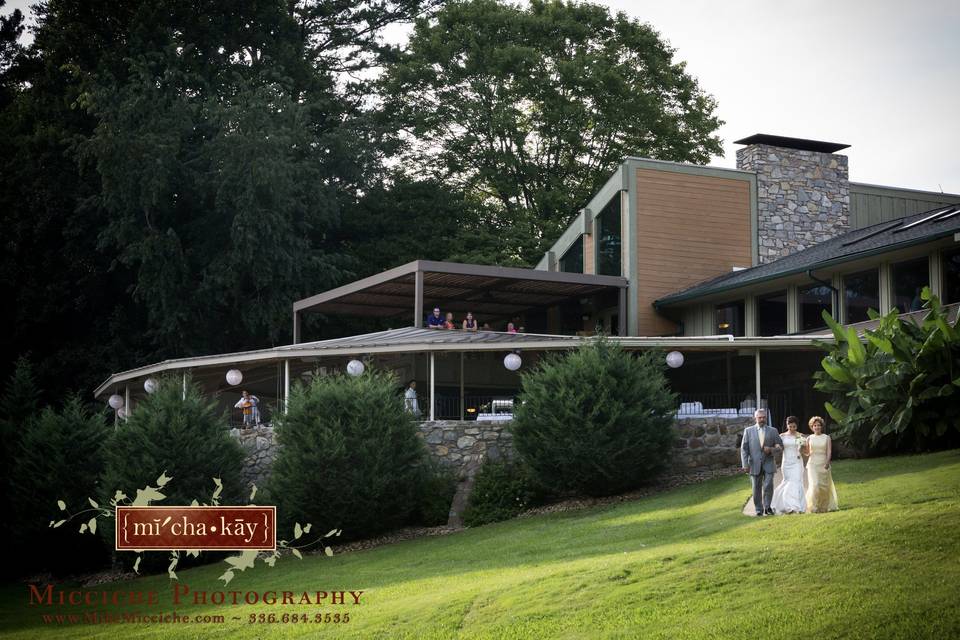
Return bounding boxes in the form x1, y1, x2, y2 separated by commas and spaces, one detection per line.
462, 460, 544, 527
0, 357, 42, 577
511, 339, 677, 496
411, 461, 457, 527
814, 288, 960, 452
268, 370, 429, 541
100, 376, 244, 570
10, 395, 110, 575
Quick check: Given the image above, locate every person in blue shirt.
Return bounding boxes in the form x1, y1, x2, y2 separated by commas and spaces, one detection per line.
426, 307, 444, 329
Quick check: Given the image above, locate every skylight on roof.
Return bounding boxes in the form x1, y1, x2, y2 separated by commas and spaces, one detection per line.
892, 206, 957, 234
935, 206, 960, 222
841, 220, 903, 247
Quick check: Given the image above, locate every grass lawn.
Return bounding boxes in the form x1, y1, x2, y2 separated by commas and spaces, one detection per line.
2, 450, 959, 639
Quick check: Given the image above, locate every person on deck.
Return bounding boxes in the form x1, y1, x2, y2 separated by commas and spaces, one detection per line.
234, 390, 259, 427
404, 380, 421, 419
463, 312, 478, 331
443, 312, 457, 330
426, 307, 444, 329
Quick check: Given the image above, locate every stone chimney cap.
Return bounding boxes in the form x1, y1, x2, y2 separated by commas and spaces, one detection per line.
734, 134, 849, 153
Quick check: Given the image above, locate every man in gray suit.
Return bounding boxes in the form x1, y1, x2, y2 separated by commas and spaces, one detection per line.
741, 408, 783, 516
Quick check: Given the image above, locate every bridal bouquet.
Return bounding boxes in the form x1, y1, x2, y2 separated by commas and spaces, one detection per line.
794, 435, 807, 458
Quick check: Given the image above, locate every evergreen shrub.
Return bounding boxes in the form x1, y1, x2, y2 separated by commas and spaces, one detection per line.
511, 339, 677, 496
11, 395, 110, 574
0, 357, 41, 576
462, 460, 544, 527
100, 376, 244, 570
268, 370, 429, 541
411, 460, 457, 527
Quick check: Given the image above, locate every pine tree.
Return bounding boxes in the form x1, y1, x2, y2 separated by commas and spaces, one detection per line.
10, 395, 110, 575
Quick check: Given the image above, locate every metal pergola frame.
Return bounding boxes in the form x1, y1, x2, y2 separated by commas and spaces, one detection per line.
291, 260, 630, 341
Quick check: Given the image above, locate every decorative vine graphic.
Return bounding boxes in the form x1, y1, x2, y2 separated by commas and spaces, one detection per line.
50, 472, 341, 585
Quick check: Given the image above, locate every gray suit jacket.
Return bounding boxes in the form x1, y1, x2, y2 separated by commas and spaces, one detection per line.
740, 424, 783, 475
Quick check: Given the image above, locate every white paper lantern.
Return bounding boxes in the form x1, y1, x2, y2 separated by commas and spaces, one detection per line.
346, 359, 365, 376
503, 353, 522, 371
108, 394, 124, 410
666, 351, 684, 368
117, 407, 128, 419
143, 377, 158, 394
226, 369, 243, 386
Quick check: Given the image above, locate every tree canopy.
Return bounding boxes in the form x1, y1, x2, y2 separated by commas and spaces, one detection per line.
381, 0, 723, 263
1, 0, 722, 399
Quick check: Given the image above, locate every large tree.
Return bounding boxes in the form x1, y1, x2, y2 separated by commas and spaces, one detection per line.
381, 0, 723, 264
0, 0, 438, 395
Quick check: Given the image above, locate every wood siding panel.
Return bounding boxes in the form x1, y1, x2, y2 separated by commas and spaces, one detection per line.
584, 233, 595, 274
635, 168, 752, 335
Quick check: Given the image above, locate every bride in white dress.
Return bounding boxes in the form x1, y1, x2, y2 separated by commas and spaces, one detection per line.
771, 416, 806, 514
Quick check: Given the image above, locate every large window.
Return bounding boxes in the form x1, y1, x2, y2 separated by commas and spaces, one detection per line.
715, 300, 745, 336
596, 197, 622, 276
757, 291, 788, 336
844, 269, 880, 324
558, 236, 583, 273
798, 283, 833, 332
891, 257, 929, 313
944, 248, 960, 304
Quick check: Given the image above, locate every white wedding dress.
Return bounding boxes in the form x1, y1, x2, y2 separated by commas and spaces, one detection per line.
771, 434, 806, 513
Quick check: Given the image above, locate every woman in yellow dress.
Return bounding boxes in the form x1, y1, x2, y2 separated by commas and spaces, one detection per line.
804, 416, 838, 512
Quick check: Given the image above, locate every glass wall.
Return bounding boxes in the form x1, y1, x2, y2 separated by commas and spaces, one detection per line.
943, 248, 960, 304
596, 197, 622, 276
843, 269, 880, 324
757, 291, 788, 336
891, 257, 929, 313
715, 300, 745, 336
798, 284, 833, 332
558, 236, 583, 273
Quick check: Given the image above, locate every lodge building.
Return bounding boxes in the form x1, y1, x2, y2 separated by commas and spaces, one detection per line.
96, 134, 960, 426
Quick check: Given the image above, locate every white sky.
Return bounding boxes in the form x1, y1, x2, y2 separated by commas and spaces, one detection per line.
5, 0, 959, 193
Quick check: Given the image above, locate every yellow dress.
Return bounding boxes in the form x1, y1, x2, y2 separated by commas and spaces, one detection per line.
805, 434, 838, 512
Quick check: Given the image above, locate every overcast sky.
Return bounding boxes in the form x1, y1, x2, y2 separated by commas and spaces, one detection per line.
5, 0, 959, 193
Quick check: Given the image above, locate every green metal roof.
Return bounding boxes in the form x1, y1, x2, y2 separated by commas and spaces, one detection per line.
655, 202, 960, 307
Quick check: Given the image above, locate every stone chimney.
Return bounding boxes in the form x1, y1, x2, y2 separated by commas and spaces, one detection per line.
735, 134, 850, 264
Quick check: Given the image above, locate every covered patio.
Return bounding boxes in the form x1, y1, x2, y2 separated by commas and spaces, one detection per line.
93, 327, 831, 427
291, 260, 629, 341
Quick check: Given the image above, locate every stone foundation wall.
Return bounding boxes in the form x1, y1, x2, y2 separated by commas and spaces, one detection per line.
416, 420, 514, 480
231, 426, 279, 488
230, 417, 748, 493
671, 416, 752, 471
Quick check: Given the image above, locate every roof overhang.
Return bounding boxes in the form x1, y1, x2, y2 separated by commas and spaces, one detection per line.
655, 230, 958, 308
292, 260, 627, 322
93, 328, 830, 398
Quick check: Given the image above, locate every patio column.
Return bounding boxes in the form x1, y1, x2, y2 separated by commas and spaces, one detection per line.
292, 310, 301, 344
284, 359, 290, 414
618, 287, 628, 336
182, 372, 187, 400
124, 384, 130, 421
414, 269, 424, 328
754, 349, 761, 410
459, 352, 465, 421
429, 351, 435, 421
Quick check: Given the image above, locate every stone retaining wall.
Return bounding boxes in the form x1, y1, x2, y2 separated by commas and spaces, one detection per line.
230, 417, 750, 493
672, 416, 753, 471
231, 425, 279, 488
416, 420, 513, 479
